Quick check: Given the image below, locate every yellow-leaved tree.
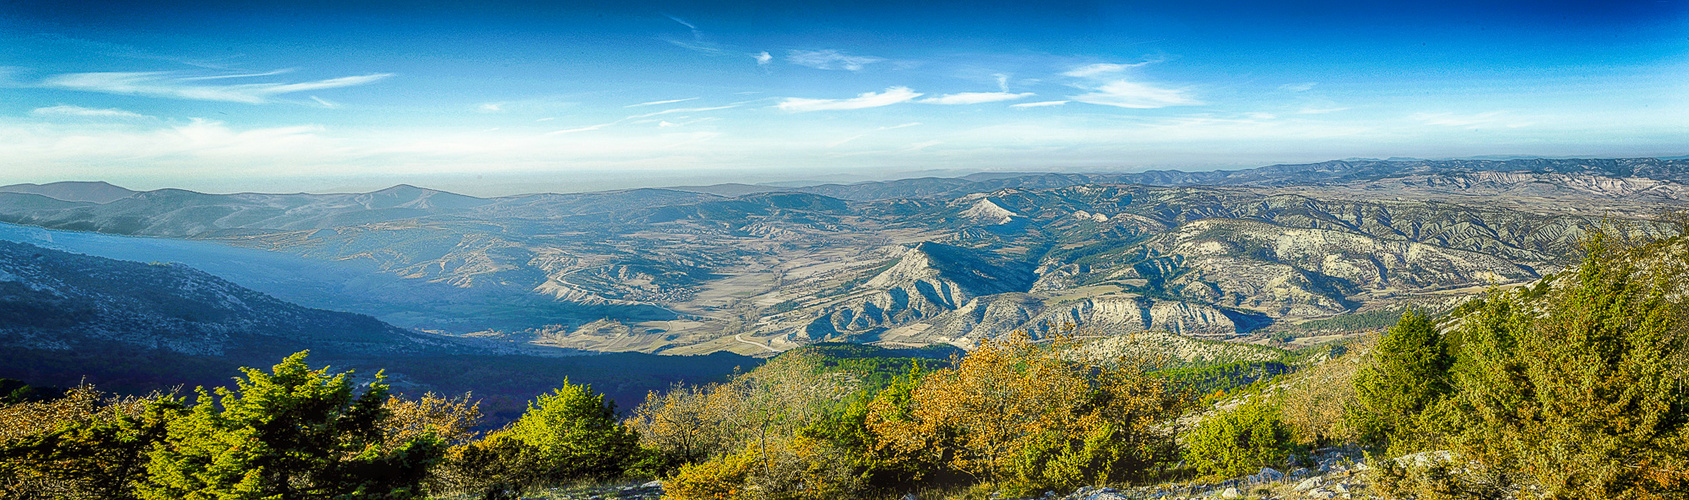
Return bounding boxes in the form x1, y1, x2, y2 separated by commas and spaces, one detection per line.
887, 331, 1184, 495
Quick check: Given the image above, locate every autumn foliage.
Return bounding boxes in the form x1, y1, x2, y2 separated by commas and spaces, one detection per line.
655, 331, 1185, 499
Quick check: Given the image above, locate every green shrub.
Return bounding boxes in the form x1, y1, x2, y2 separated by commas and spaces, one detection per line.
1368, 452, 1517, 500
664, 446, 759, 500
1182, 399, 1295, 479
504, 379, 642, 483
0, 390, 184, 500
136, 351, 443, 500
1438, 235, 1689, 497
437, 434, 544, 500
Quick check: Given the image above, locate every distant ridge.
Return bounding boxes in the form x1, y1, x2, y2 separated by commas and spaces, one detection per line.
665, 183, 789, 197
0, 239, 449, 358
0, 181, 136, 204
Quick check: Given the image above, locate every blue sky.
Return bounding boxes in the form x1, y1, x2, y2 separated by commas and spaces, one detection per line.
1, 0, 1686, 195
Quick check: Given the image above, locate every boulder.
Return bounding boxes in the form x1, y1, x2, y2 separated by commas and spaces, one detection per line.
1220, 487, 1243, 499
1394, 450, 1456, 468
1293, 476, 1324, 492
1067, 487, 1128, 500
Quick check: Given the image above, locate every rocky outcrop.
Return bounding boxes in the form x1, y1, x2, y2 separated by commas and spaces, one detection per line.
960, 198, 1022, 225
801, 243, 1036, 340
1028, 296, 1238, 335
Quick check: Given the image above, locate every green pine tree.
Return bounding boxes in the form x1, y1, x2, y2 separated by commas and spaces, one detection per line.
1349, 310, 1455, 450
136, 351, 444, 500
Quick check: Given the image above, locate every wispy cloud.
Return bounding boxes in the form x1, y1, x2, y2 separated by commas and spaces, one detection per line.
1061, 62, 1152, 78
477, 103, 504, 113
777, 87, 921, 112
1412, 111, 1514, 127
827, 122, 922, 147
41, 71, 391, 104
30, 105, 150, 119
1070, 80, 1202, 109
178, 69, 296, 81
661, 15, 724, 55
627, 97, 700, 107
753, 51, 773, 66
310, 96, 339, 109
993, 73, 1010, 92
1297, 106, 1349, 114
1011, 100, 1068, 108
627, 104, 737, 119
903, 140, 941, 152
918, 92, 1034, 105
35, 34, 240, 70
547, 123, 613, 135
1279, 82, 1317, 92
786, 49, 885, 71
665, 14, 698, 30
1060, 61, 1201, 109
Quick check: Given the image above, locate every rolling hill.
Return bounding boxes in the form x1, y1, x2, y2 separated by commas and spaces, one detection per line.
0, 157, 1679, 357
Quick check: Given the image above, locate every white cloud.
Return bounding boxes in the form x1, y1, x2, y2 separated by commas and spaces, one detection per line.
1279, 82, 1317, 92
1061, 62, 1151, 78
1070, 80, 1202, 109
786, 49, 885, 71
1010, 100, 1068, 108
777, 87, 921, 112
993, 73, 1009, 92
626, 97, 700, 107
0, 119, 338, 177
1245, 112, 1277, 120
658, 121, 679, 128
753, 51, 773, 66
918, 92, 1034, 105
30, 105, 149, 119
41, 71, 391, 104
477, 103, 504, 113
881, 122, 921, 130
310, 96, 340, 109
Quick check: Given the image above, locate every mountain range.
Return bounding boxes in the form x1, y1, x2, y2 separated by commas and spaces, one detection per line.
0, 157, 1681, 359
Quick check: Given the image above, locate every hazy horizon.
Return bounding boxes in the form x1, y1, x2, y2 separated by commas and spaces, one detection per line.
3, 0, 1685, 195
8, 153, 1689, 198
